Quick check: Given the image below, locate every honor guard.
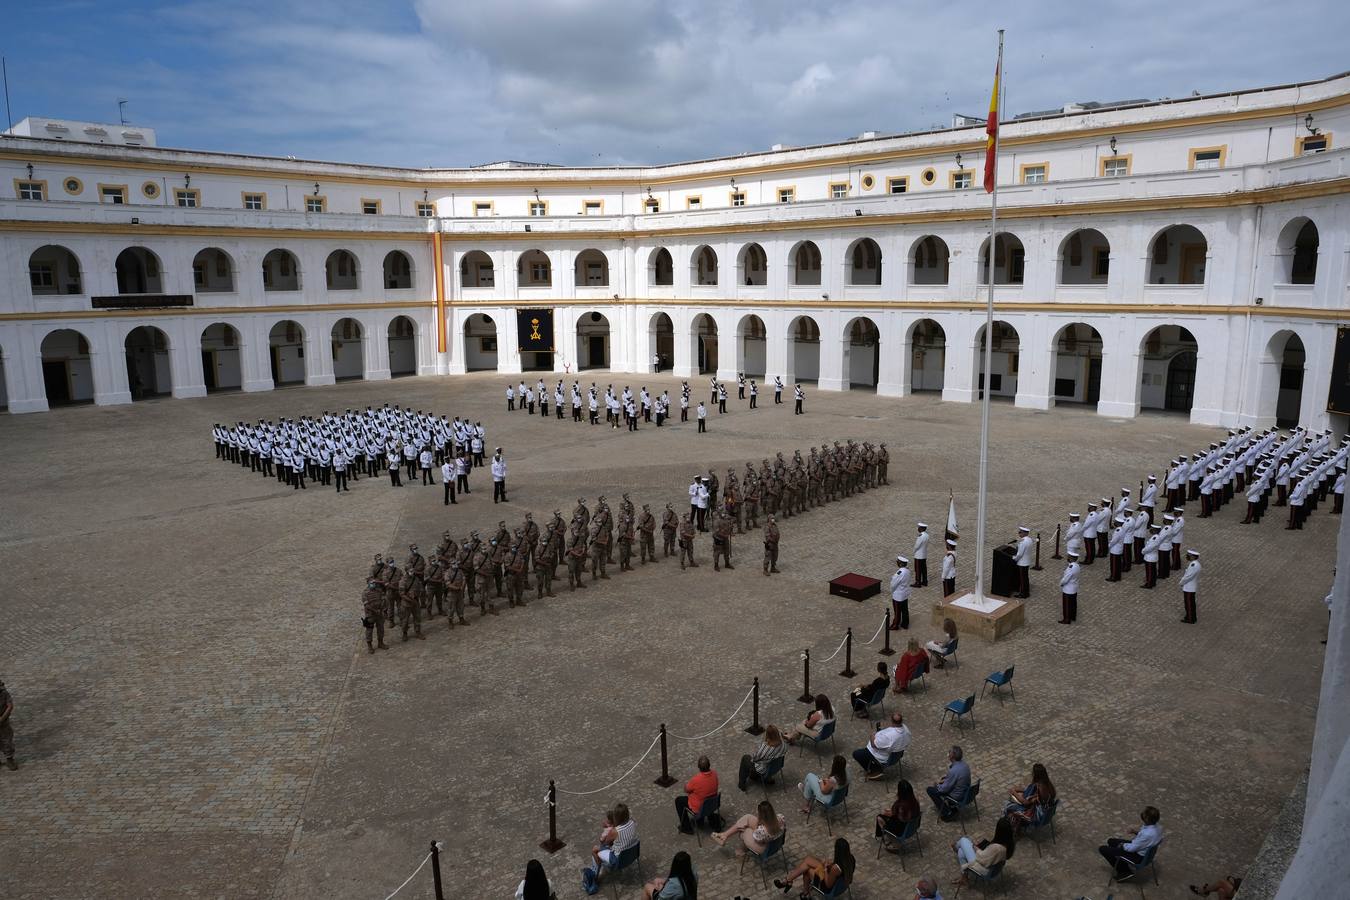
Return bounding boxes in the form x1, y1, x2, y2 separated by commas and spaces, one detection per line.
1058, 552, 1080, 624
1179, 550, 1201, 623
1013, 526, 1034, 598
941, 540, 958, 597
889, 556, 912, 630
913, 523, 930, 587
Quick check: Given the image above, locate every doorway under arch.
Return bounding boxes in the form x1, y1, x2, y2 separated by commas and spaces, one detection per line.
41, 328, 95, 405
975, 320, 1020, 399
844, 316, 880, 388
788, 315, 821, 381
269, 320, 307, 385
388, 316, 417, 377
331, 318, 365, 381
649, 313, 674, 371
910, 319, 946, 392
464, 314, 498, 371
578, 312, 611, 369
1052, 323, 1104, 404
692, 314, 718, 374
124, 325, 171, 399
737, 314, 767, 379
201, 323, 243, 392
1140, 325, 1198, 412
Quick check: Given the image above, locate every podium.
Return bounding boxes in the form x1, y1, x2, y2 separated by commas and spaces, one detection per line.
991, 544, 1019, 597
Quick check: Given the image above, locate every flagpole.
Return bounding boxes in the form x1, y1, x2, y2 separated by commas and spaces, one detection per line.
973, 29, 1004, 604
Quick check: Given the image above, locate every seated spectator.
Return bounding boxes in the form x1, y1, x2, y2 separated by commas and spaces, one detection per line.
1098, 806, 1163, 879
784, 694, 835, 744
711, 799, 785, 859
675, 755, 720, 833
876, 779, 921, 851
925, 746, 971, 820
642, 850, 698, 900
893, 639, 929, 693
1004, 763, 1056, 831
925, 618, 959, 668
588, 803, 639, 890
848, 662, 891, 717
1190, 876, 1242, 898
737, 725, 787, 790
516, 858, 555, 900
798, 753, 849, 814
912, 874, 944, 899
951, 814, 1016, 888
851, 712, 912, 781
774, 837, 855, 896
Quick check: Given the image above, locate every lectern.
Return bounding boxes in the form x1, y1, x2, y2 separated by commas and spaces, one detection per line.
991, 544, 1018, 597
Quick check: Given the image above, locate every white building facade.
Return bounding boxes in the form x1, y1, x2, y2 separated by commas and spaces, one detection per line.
2, 73, 1349, 430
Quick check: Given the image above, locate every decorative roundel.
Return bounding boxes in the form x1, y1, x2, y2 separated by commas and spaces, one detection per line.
861, 174, 876, 191
142, 181, 159, 198
63, 177, 83, 195
921, 167, 937, 185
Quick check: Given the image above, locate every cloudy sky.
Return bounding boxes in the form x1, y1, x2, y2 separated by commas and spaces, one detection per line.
5, 0, 1347, 168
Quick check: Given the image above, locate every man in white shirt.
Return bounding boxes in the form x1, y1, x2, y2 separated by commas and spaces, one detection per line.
941, 541, 958, 597
441, 459, 456, 506
889, 556, 913, 630
1169, 509, 1185, 570
913, 523, 930, 587
1106, 516, 1126, 582
419, 447, 434, 485
1140, 475, 1158, 523
1065, 511, 1083, 560
1012, 526, 1034, 598
491, 450, 507, 504
1140, 524, 1162, 589
332, 449, 349, 493
852, 712, 912, 780
1179, 549, 1201, 623
1059, 551, 1080, 624
696, 401, 708, 433
505, 384, 514, 411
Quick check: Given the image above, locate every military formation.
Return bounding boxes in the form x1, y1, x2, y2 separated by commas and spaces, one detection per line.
359, 439, 890, 653
504, 373, 804, 432
1057, 425, 1346, 625
212, 404, 488, 492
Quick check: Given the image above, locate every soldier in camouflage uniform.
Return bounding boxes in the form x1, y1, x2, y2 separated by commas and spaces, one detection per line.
678, 513, 698, 569
763, 515, 781, 575
661, 503, 678, 557
522, 512, 540, 589
399, 566, 425, 641
362, 578, 388, 653
617, 512, 635, 571
535, 523, 558, 598
425, 555, 447, 617
589, 514, 611, 580
473, 541, 497, 615
877, 442, 890, 486
567, 519, 589, 590
446, 560, 469, 627
507, 539, 528, 606
638, 504, 657, 563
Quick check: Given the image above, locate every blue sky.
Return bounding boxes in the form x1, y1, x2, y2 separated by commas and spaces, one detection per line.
4, 0, 1347, 168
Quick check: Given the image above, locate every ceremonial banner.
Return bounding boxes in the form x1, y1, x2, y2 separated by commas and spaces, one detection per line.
1327, 326, 1350, 414
946, 493, 960, 542
983, 56, 1000, 193
516, 308, 554, 353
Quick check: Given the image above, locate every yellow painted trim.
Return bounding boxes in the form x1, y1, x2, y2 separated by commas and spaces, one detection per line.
886, 176, 909, 194
1099, 154, 1133, 177
100, 183, 130, 204
174, 187, 201, 208
473, 200, 495, 216
948, 170, 973, 189
305, 194, 328, 213
919, 167, 937, 186
528, 199, 549, 216
241, 191, 267, 210
729, 190, 747, 207
776, 185, 796, 203
1295, 132, 1332, 155
0, 299, 432, 321
360, 197, 383, 215
861, 174, 876, 191
1019, 161, 1049, 184
62, 176, 84, 196
1188, 145, 1228, 170
828, 181, 850, 199
684, 194, 703, 210
2, 176, 1348, 245
582, 199, 604, 215
13, 178, 48, 201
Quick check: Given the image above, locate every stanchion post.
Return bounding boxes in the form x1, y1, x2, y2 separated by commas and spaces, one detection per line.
430, 840, 446, 900
798, 648, 813, 703
654, 724, 676, 787
879, 610, 895, 656
838, 627, 856, 678
540, 781, 565, 853
745, 677, 765, 735
1032, 531, 1043, 571
1051, 523, 1062, 560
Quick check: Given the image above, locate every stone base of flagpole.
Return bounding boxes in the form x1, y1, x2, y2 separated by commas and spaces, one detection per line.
931, 591, 1025, 642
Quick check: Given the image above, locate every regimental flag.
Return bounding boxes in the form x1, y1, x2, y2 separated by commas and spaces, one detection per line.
946, 492, 960, 542
516, 308, 555, 353
983, 55, 1000, 193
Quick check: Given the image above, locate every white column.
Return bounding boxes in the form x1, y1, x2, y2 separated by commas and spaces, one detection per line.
93, 322, 131, 406
673, 310, 694, 378
1097, 342, 1142, 418
3, 326, 50, 413
172, 319, 208, 399
366, 314, 392, 381
714, 311, 738, 382
818, 322, 848, 392
499, 309, 523, 374
877, 312, 907, 398
240, 319, 273, 393
1014, 318, 1055, 410
942, 316, 977, 404
307, 318, 336, 385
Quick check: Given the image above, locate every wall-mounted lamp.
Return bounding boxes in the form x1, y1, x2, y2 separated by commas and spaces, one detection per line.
423, 189, 429, 201
184, 173, 191, 187
821, 293, 829, 300
955, 152, 964, 170
730, 176, 736, 187
533, 188, 541, 201
1255, 296, 1264, 306
313, 182, 321, 196
1305, 113, 1320, 136
1109, 136, 1118, 155
26, 162, 34, 180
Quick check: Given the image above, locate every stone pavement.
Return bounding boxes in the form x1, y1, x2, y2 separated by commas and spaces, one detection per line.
0, 373, 1335, 899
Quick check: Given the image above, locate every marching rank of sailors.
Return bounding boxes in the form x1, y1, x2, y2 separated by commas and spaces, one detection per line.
212, 405, 488, 496
504, 373, 806, 434
1057, 424, 1346, 625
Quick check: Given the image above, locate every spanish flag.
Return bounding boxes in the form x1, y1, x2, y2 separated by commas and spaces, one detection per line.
983, 57, 1000, 193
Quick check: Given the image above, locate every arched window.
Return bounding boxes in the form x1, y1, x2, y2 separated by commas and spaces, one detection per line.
383, 250, 413, 289
28, 245, 83, 295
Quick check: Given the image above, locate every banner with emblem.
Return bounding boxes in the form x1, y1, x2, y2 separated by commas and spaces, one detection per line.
516, 308, 555, 353
1327, 326, 1350, 415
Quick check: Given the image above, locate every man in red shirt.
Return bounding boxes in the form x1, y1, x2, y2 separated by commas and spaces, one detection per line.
675, 755, 720, 833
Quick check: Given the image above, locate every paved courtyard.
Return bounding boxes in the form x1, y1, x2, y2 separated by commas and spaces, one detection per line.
0, 372, 1335, 899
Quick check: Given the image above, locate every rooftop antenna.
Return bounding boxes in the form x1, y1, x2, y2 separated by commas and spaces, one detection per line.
2, 56, 13, 133
118, 98, 128, 125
